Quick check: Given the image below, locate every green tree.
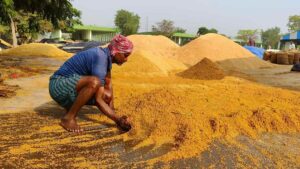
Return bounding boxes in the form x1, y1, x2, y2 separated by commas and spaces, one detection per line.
174, 27, 186, 33
0, 0, 17, 46
114, 9, 140, 36
0, 24, 9, 34
287, 15, 300, 32
261, 27, 281, 49
152, 19, 175, 37
0, 0, 81, 46
236, 29, 258, 42
197, 27, 209, 35
197, 27, 218, 35
0, 24, 10, 41
13, 12, 55, 43
209, 28, 218, 34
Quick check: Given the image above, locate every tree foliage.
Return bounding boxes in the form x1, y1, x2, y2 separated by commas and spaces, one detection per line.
13, 11, 55, 43
0, 24, 9, 34
0, 0, 81, 45
174, 27, 186, 33
197, 27, 218, 35
152, 19, 175, 37
261, 27, 281, 49
114, 9, 140, 36
12, 0, 81, 28
236, 29, 258, 42
287, 15, 300, 32
0, 0, 15, 23
0, 24, 10, 40
209, 28, 218, 34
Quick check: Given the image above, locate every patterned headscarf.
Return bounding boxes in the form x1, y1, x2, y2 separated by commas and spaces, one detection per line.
108, 34, 133, 56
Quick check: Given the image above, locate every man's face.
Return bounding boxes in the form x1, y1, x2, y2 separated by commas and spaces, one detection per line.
113, 52, 131, 65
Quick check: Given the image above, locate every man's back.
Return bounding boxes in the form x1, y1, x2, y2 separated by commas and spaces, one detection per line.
54, 47, 112, 85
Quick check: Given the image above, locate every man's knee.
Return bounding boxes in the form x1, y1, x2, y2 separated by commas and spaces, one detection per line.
87, 77, 101, 91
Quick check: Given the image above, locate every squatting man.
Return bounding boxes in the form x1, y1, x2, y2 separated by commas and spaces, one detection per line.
49, 35, 132, 132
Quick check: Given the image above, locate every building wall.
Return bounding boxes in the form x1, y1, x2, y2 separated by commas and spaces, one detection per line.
50, 30, 62, 39
92, 32, 117, 43
82, 30, 92, 41
52, 27, 118, 42
70, 30, 117, 42
72, 31, 83, 41
171, 36, 195, 46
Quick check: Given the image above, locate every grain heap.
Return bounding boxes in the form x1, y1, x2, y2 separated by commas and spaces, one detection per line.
112, 50, 163, 76
176, 33, 273, 71
113, 35, 187, 75
2, 75, 300, 167
0, 43, 72, 59
118, 77, 300, 162
127, 34, 179, 59
177, 57, 225, 80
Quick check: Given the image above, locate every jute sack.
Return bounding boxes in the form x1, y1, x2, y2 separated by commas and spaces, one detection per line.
276, 52, 289, 65
294, 53, 300, 64
288, 52, 295, 65
270, 52, 277, 63
263, 52, 271, 61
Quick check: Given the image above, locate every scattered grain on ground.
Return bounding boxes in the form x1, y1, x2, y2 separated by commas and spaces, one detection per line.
1, 34, 300, 168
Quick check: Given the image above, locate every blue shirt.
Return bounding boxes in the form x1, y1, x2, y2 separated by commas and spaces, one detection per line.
54, 47, 112, 85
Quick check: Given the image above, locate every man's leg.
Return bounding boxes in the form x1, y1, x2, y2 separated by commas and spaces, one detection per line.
60, 76, 101, 132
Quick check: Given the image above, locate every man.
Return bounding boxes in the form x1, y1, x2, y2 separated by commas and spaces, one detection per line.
289, 42, 296, 50
248, 37, 255, 46
49, 34, 132, 132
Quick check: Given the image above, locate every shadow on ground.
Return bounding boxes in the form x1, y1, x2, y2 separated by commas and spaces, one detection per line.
34, 101, 115, 127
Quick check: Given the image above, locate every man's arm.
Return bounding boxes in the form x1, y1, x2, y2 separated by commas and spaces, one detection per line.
104, 71, 114, 110
95, 93, 131, 131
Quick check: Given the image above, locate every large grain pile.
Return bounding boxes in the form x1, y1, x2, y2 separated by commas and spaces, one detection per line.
176, 33, 273, 71
0, 43, 72, 59
112, 50, 163, 76
127, 34, 179, 59
177, 57, 225, 80
116, 77, 300, 162
115, 35, 187, 75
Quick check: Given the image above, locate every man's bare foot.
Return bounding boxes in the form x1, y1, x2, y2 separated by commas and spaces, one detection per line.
60, 118, 83, 133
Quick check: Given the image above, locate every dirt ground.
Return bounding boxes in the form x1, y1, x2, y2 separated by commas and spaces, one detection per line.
0, 55, 300, 168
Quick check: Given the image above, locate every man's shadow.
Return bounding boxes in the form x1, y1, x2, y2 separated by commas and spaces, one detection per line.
34, 101, 115, 128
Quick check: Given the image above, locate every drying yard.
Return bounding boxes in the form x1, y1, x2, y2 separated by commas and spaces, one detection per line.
0, 34, 299, 168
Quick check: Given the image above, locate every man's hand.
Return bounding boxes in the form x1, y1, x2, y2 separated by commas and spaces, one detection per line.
116, 116, 132, 132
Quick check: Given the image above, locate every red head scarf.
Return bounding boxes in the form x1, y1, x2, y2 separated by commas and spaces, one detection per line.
108, 34, 133, 56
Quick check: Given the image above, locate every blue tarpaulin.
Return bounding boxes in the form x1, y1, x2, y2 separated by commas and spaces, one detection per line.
244, 46, 265, 59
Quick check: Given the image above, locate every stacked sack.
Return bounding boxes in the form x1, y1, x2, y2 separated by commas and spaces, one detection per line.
263, 51, 300, 65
